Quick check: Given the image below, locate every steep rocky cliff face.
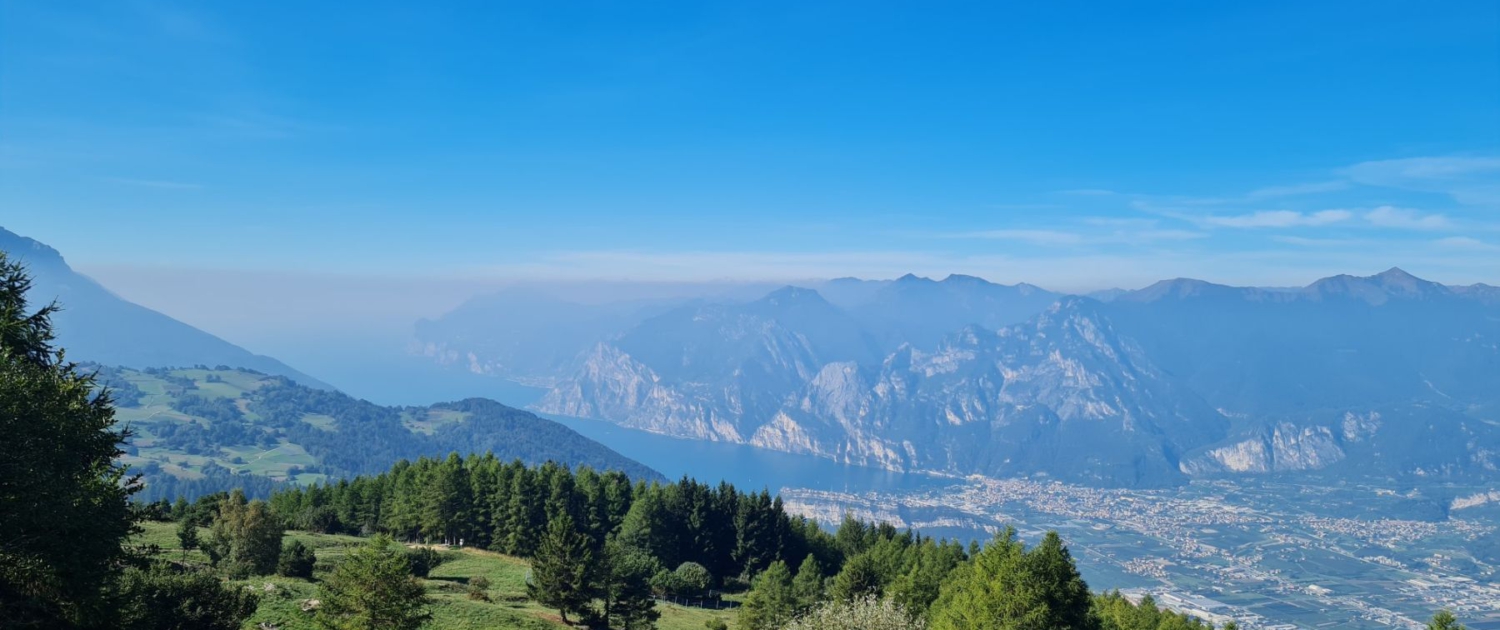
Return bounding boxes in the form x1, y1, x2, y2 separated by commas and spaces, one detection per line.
540, 297, 1233, 485
488, 270, 1500, 486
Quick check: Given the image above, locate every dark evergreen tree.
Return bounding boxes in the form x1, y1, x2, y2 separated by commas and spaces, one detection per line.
315, 535, 430, 630
420, 453, 473, 544
792, 554, 826, 613
604, 540, 661, 630
0, 253, 139, 627
829, 552, 883, 602
739, 560, 797, 630
527, 513, 596, 624
1427, 610, 1468, 630
929, 528, 1092, 630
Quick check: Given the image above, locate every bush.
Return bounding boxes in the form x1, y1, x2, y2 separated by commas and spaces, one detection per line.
652, 561, 713, 597
466, 574, 493, 601
705, 619, 729, 630
204, 493, 284, 578
785, 595, 925, 630
114, 562, 259, 630
278, 540, 316, 578
674, 562, 713, 595
406, 546, 448, 578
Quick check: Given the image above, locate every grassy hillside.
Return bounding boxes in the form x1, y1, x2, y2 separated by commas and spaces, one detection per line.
101, 365, 660, 501
134, 522, 734, 630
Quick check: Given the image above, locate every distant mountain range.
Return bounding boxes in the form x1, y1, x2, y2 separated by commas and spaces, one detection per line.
0, 227, 332, 389
426, 270, 1500, 486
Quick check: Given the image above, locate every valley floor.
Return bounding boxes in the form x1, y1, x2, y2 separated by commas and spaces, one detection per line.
779, 478, 1500, 630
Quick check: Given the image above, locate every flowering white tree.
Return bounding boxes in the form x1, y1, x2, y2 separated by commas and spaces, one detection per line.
783, 595, 926, 630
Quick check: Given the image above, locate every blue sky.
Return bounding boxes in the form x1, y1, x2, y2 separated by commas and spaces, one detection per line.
3, 0, 1500, 294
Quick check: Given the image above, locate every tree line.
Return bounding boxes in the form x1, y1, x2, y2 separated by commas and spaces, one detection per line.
272, 452, 848, 577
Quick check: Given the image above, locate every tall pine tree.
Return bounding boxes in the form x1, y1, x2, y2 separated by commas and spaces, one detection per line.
603, 540, 660, 630
527, 513, 596, 625
0, 253, 139, 627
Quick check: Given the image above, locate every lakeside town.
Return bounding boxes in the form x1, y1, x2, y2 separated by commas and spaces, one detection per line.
782, 477, 1500, 630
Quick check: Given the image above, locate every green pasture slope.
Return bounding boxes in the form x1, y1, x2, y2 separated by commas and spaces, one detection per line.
101, 365, 659, 500
135, 522, 733, 630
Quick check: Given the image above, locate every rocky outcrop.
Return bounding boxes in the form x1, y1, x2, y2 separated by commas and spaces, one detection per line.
1182, 423, 1345, 474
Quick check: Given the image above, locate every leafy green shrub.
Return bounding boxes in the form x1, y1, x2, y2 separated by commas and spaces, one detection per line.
651, 561, 713, 597
467, 584, 491, 602
278, 540, 316, 578
114, 562, 259, 630
405, 546, 448, 578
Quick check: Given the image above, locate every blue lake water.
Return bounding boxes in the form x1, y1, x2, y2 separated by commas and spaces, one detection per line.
543, 412, 955, 495
468, 375, 954, 495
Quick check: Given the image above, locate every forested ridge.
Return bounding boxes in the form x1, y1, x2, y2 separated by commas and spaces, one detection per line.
95, 363, 660, 502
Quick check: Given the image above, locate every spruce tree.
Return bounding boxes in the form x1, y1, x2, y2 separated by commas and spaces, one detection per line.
792, 554, 826, 612
316, 535, 430, 630
739, 561, 797, 630
929, 529, 1091, 630
605, 540, 661, 630
1428, 610, 1467, 630
0, 253, 139, 627
828, 552, 883, 602
527, 513, 596, 624
504, 470, 543, 556
420, 452, 472, 544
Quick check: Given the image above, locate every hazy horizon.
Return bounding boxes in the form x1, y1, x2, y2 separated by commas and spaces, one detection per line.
4, 2, 1498, 315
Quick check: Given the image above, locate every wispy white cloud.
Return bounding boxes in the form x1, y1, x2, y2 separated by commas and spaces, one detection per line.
1363, 206, 1450, 230
984, 202, 1066, 210
1343, 155, 1500, 205
104, 177, 202, 190
1271, 235, 1365, 247
459, 245, 1500, 292
951, 229, 1085, 245
1199, 209, 1353, 228
1432, 236, 1497, 251
1245, 180, 1349, 199
938, 226, 1206, 245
